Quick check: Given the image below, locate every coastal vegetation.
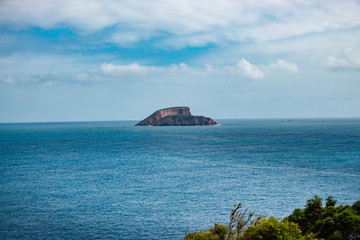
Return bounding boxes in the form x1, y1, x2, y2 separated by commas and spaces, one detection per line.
185, 196, 360, 240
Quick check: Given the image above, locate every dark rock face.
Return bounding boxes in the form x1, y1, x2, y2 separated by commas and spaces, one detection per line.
135, 107, 217, 126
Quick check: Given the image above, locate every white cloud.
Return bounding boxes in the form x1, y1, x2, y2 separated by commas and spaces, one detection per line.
324, 48, 360, 70
237, 59, 264, 80
1, 0, 359, 48
100, 62, 207, 79
270, 60, 299, 74
100, 59, 298, 81
0, 51, 299, 85
101, 62, 159, 76
325, 56, 349, 69
1, 76, 14, 84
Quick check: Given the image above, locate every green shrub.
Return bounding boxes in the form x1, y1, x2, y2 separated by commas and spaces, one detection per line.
210, 223, 228, 240
243, 217, 317, 240
185, 197, 359, 240
184, 223, 229, 240
286, 196, 360, 239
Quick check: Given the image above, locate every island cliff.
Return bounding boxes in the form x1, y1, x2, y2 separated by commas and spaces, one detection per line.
135, 107, 217, 126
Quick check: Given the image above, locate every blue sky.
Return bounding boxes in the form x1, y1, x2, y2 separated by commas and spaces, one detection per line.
0, 0, 360, 122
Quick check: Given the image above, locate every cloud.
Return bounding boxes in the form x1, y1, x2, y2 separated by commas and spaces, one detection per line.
324, 48, 360, 70
235, 59, 299, 80
100, 62, 207, 80
101, 62, 160, 76
269, 60, 299, 74
1, 0, 359, 48
100, 59, 298, 81
0, 72, 74, 86
237, 59, 264, 80
0, 50, 299, 85
1, 76, 14, 84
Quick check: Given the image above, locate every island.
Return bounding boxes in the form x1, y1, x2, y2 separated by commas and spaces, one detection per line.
135, 106, 217, 126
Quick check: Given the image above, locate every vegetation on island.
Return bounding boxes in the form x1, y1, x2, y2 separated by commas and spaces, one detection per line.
185, 196, 360, 240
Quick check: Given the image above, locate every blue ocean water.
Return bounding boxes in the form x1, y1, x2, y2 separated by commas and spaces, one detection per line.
0, 119, 359, 239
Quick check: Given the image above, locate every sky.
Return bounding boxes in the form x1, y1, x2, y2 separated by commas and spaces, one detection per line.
0, 0, 360, 122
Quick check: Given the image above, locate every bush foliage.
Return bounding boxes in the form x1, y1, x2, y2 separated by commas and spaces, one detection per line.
286, 196, 360, 239
185, 196, 360, 240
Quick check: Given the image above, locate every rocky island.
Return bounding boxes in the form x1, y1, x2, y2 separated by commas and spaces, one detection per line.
135, 107, 217, 126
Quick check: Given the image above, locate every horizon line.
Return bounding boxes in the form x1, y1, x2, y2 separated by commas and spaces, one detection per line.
1, 117, 360, 125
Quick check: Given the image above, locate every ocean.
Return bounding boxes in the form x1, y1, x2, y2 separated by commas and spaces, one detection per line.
1, 119, 359, 239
